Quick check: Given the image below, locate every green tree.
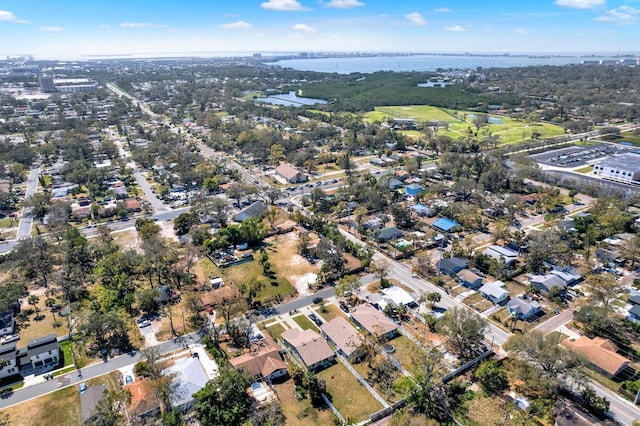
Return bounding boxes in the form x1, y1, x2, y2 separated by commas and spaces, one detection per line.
474, 359, 508, 394
85, 388, 132, 426
503, 331, 583, 399
28, 295, 40, 317
582, 272, 624, 315
438, 307, 488, 361
335, 274, 360, 299
137, 289, 160, 314
269, 143, 285, 165
173, 212, 198, 236
193, 367, 254, 426
426, 292, 441, 309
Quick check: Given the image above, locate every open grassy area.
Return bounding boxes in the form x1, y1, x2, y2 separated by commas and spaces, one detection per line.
273, 379, 337, 425
608, 131, 640, 146
194, 256, 224, 285
462, 392, 513, 426
15, 305, 68, 344
59, 340, 75, 367
317, 362, 384, 423
365, 105, 565, 145
315, 303, 347, 322
267, 323, 287, 341
225, 232, 321, 303
292, 315, 317, 331
4, 384, 81, 426
575, 165, 594, 174
87, 371, 119, 392
387, 334, 424, 377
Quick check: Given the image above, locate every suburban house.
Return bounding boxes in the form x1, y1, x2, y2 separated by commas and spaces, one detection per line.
320, 317, 364, 361
234, 200, 267, 223
479, 281, 510, 304
163, 356, 209, 412
527, 274, 567, 295
437, 257, 468, 277
275, 163, 307, 183
507, 297, 541, 320
550, 268, 582, 286
350, 303, 398, 339
595, 247, 623, 265
432, 217, 461, 233
483, 245, 519, 266
388, 178, 403, 190
410, 203, 436, 217
229, 338, 289, 382
628, 295, 640, 306
381, 286, 418, 308
562, 337, 631, 378
0, 342, 18, 379
0, 333, 61, 379
626, 305, 640, 324
364, 217, 383, 231
0, 309, 15, 336
405, 184, 423, 197
375, 226, 403, 242
126, 379, 161, 420
281, 328, 335, 371
457, 269, 484, 290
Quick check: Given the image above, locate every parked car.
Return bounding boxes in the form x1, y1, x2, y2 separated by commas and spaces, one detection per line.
138, 320, 152, 328
313, 297, 323, 304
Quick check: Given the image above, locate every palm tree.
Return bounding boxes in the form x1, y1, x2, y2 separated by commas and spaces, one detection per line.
45, 297, 57, 321
28, 295, 40, 317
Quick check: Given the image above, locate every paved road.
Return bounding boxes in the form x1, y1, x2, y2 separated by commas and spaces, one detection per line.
531, 308, 574, 335
338, 228, 513, 348
271, 287, 336, 315
0, 331, 203, 409
16, 167, 40, 239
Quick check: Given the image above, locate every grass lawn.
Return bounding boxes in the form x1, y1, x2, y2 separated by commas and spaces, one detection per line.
273, 379, 337, 425
317, 362, 384, 423
575, 165, 594, 174
462, 292, 483, 306
609, 131, 640, 146
365, 105, 565, 145
352, 354, 399, 404
4, 384, 81, 426
389, 335, 426, 377
267, 323, 287, 341
462, 392, 512, 426
316, 304, 347, 322
292, 315, 318, 331
59, 340, 75, 367
87, 371, 119, 392
194, 256, 224, 285
16, 308, 67, 345
225, 232, 322, 303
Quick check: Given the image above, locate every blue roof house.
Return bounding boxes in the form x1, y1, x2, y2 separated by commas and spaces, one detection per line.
432, 217, 461, 232
405, 184, 424, 197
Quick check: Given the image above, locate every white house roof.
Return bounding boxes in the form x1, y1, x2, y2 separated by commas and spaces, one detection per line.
479, 281, 509, 299
381, 286, 416, 306
483, 245, 518, 260
164, 357, 208, 408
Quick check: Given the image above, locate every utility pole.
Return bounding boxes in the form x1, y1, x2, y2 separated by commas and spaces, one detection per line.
436, 235, 445, 286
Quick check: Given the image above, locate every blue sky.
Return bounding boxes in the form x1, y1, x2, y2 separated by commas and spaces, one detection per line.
1, 0, 639, 58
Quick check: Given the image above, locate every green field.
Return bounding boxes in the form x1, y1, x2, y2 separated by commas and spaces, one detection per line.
365, 105, 566, 145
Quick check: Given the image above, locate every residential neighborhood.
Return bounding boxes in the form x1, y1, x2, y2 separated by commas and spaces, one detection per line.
0, 51, 640, 426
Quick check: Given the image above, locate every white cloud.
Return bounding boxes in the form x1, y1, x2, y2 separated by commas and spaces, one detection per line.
513, 28, 527, 34
555, 0, 605, 9
445, 25, 467, 32
435, 7, 451, 12
595, 5, 640, 25
99, 24, 111, 30
292, 23, 316, 33
261, 0, 308, 11
0, 10, 27, 23
120, 22, 166, 28
405, 12, 426, 26
324, 0, 365, 8
39, 26, 64, 32
222, 21, 253, 30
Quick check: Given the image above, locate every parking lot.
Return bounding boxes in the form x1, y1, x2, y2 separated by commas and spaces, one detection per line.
530, 142, 629, 168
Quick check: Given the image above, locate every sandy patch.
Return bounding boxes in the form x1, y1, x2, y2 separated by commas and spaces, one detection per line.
292, 272, 317, 296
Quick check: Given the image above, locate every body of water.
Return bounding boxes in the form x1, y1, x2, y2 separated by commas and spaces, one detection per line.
467, 114, 504, 125
267, 54, 613, 74
256, 90, 327, 107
